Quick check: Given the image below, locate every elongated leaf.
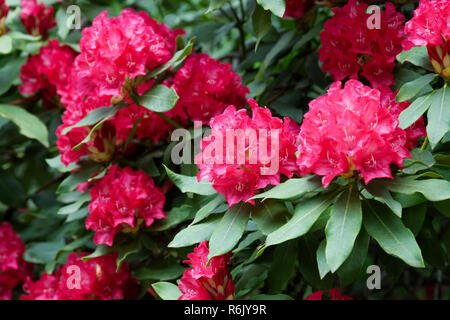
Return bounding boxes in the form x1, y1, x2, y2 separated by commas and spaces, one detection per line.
256, 0, 286, 17
398, 93, 434, 129
365, 181, 402, 217
316, 240, 330, 279
149, 205, 192, 231
168, 215, 222, 248
208, 202, 252, 260
363, 200, 424, 268
251, 175, 322, 200
396, 46, 434, 71
251, 200, 290, 235
0, 35, 12, 54
62, 104, 122, 135
136, 85, 179, 113
396, 73, 435, 102
116, 240, 141, 271
383, 176, 450, 202
252, 4, 271, 51
336, 229, 369, 286
427, 85, 450, 148
206, 0, 228, 13
265, 192, 336, 247
192, 194, 225, 224
164, 165, 215, 195
0, 104, 48, 147
267, 239, 298, 293
325, 187, 362, 272
152, 282, 182, 300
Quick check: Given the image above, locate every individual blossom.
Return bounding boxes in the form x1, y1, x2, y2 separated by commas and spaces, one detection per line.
20, 40, 77, 109
20, 0, 55, 38
85, 165, 166, 246
178, 241, 234, 300
171, 53, 249, 123
0, 222, 33, 300
71, 9, 182, 106
403, 0, 450, 80
0, 0, 9, 35
318, 0, 405, 88
195, 98, 300, 207
305, 288, 352, 300
21, 252, 138, 300
283, 0, 314, 19
296, 80, 410, 188
379, 86, 426, 149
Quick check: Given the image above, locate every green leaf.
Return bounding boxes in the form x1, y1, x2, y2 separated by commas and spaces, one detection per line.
192, 194, 225, 224
325, 186, 362, 272
396, 46, 434, 71
149, 205, 192, 231
256, 0, 286, 18
116, 240, 142, 272
402, 149, 436, 175
251, 200, 290, 235
398, 92, 434, 129
208, 202, 252, 260
0, 170, 25, 207
316, 240, 330, 279
24, 240, 65, 264
267, 239, 298, 293
0, 104, 49, 147
0, 55, 26, 95
336, 229, 369, 286
152, 282, 182, 300
362, 200, 424, 268
252, 4, 271, 51
205, 0, 228, 13
383, 176, 450, 202
402, 203, 427, 236
81, 245, 113, 261
0, 35, 13, 54
164, 165, 216, 195
57, 163, 102, 194
427, 85, 450, 148
135, 85, 179, 113
135, 263, 185, 281
264, 192, 336, 248
365, 180, 402, 217
56, 6, 75, 40
168, 215, 222, 248
395, 74, 435, 102
146, 38, 194, 79
57, 192, 90, 215
251, 175, 322, 200
62, 104, 123, 135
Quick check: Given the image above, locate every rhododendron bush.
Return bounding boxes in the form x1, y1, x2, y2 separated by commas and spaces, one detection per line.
0, 0, 450, 302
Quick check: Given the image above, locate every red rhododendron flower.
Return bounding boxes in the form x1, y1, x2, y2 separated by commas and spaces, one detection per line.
0, 222, 33, 300
380, 86, 426, 150
296, 80, 410, 188
305, 288, 352, 300
178, 241, 234, 300
86, 165, 166, 246
20, 0, 55, 38
71, 9, 182, 105
195, 98, 300, 207
0, 0, 9, 35
21, 252, 138, 300
171, 53, 249, 123
20, 40, 77, 109
284, 0, 313, 19
318, 0, 405, 88
403, 0, 450, 79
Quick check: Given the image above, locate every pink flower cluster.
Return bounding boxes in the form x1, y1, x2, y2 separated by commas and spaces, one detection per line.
20, 0, 55, 38
283, 0, 313, 19
380, 86, 426, 150
20, 40, 77, 109
21, 252, 138, 300
0, 222, 33, 300
296, 80, 410, 188
195, 98, 300, 207
318, 0, 405, 88
404, 0, 450, 79
178, 241, 234, 300
171, 53, 249, 123
86, 165, 166, 246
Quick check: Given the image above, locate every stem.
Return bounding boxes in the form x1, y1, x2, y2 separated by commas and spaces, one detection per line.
420, 137, 429, 151
229, 4, 247, 59
155, 112, 183, 129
